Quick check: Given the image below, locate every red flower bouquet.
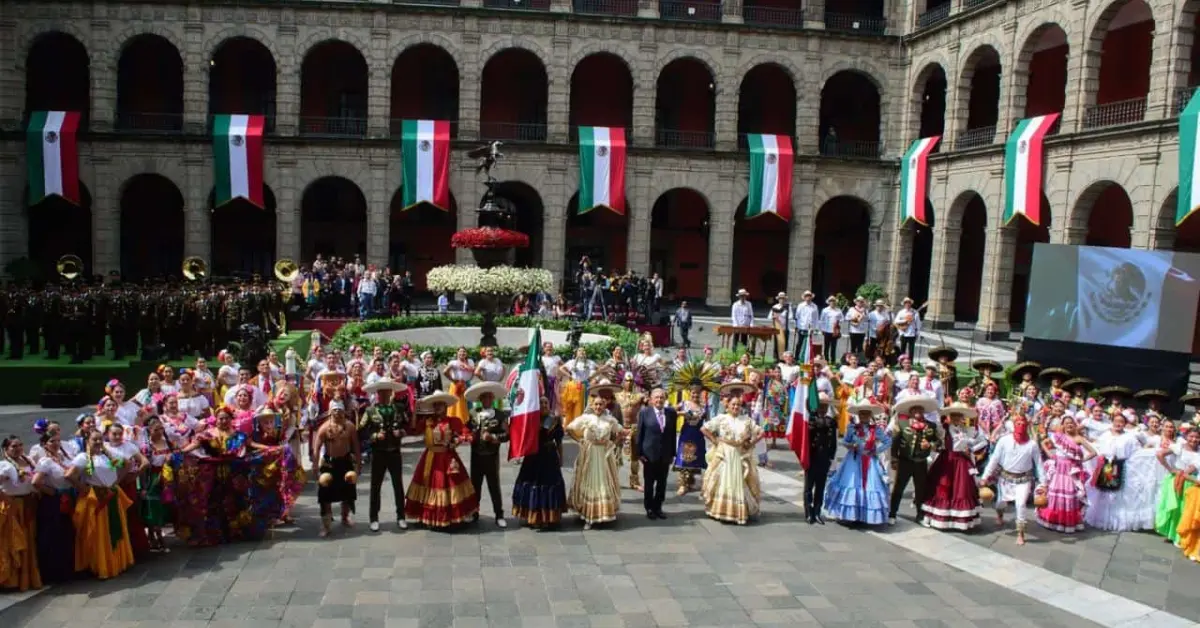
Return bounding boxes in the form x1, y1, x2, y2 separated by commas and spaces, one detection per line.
450, 227, 530, 249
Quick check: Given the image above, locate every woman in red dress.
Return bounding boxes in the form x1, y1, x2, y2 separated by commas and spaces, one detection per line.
922, 402, 986, 531
404, 392, 479, 529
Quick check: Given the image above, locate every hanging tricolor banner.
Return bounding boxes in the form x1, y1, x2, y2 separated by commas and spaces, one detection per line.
400, 119, 452, 211
26, 111, 82, 206
1177, 92, 1200, 226
577, 126, 627, 215
898, 136, 940, 226
744, 134, 793, 221
1003, 113, 1059, 226
212, 114, 266, 208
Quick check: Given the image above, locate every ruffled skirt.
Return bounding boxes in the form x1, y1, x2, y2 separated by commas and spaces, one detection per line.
1, 495, 42, 591
511, 447, 567, 527
922, 453, 981, 531
1037, 457, 1089, 533
1084, 454, 1163, 531
73, 487, 134, 580
405, 448, 478, 528
569, 441, 620, 524
1156, 475, 1192, 545
701, 443, 761, 525
37, 490, 76, 583
167, 456, 268, 546
1178, 484, 1200, 561
823, 453, 889, 525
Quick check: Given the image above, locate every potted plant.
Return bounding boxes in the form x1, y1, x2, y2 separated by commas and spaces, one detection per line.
40, 378, 84, 409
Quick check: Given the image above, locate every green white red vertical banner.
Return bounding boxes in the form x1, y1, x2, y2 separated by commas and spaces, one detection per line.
1178, 91, 1200, 226
899, 136, 939, 226
26, 111, 81, 206
400, 119, 452, 211
212, 114, 266, 208
745, 134, 793, 221
1003, 113, 1059, 226
507, 326, 543, 460
577, 126, 627, 215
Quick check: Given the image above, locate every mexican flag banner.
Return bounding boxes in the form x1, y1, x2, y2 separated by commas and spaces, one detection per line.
578, 126, 627, 215
1003, 113, 1059, 226
1178, 91, 1200, 225
400, 119, 452, 211
507, 327, 544, 460
745, 134, 793, 221
898, 136, 940, 226
212, 114, 266, 208
26, 111, 82, 206
786, 372, 819, 470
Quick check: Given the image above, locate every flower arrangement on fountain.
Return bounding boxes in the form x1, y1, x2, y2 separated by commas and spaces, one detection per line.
426, 265, 553, 296
449, 227, 530, 250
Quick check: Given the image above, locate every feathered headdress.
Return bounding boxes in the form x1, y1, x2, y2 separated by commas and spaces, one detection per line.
668, 361, 721, 395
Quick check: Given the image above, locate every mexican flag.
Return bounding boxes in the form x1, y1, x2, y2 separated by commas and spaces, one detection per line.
26, 111, 82, 206
1003, 113, 1059, 226
578, 126, 627, 215
212, 114, 266, 208
400, 119, 452, 211
1178, 91, 1200, 226
745, 134, 793, 221
786, 374, 819, 470
507, 327, 543, 460
899, 136, 940, 226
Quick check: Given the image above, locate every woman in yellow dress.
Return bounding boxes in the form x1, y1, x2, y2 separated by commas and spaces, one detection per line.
566, 392, 624, 530
67, 430, 135, 580
0, 435, 41, 591
558, 348, 596, 426
443, 347, 475, 422
701, 388, 765, 525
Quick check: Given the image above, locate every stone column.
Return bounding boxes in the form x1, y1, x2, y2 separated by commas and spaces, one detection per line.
543, 163, 570, 288
626, 161, 652, 275
975, 225, 1016, 338
795, 68, 820, 154
714, 68, 738, 151
183, 154, 210, 260
804, 0, 825, 29
183, 23, 206, 133
454, 163, 479, 266
275, 159, 301, 262
1064, 0, 1095, 134
924, 225, 961, 327
458, 30, 482, 141
1167, 9, 1196, 114
367, 160, 390, 267
0, 154, 25, 271
547, 34, 571, 145
867, 224, 886, 288
888, 225, 911, 301
633, 42, 657, 146
275, 26, 299, 136
1146, 227, 1176, 251
706, 172, 737, 306
92, 156, 120, 276
1145, 20, 1174, 121
785, 165, 817, 296
92, 45, 117, 133
367, 62, 390, 139
1058, 225, 1087, 245
0, 20, 20, 124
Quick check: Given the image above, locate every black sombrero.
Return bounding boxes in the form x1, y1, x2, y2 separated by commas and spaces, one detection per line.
1181, 392, 1200, 407
1061, 377, 1095, 391
1038, 367, 1071, 381
1133, 389, 1171, 404
1008, 361, 1042, 381
971, 358, 1003, 373
928, 346, 958, 362
1095, 385, 1133, 399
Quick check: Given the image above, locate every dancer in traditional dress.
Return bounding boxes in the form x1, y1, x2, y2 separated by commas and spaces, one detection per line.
444, 348, 475, 423
888, 397, 939, 525
103, 423, 150, 559
1036, 415, 1096, 533
404, 392, 479, 529
30, 430, 76, 583
359, 377, 411, 532
140, 418, 175, 552
701, 387, 764, 525
566, 392, 624, 530
922, 402, 985, 531
0, 435, 41, 590
1174, 429, 1200, 560
979, 416, 1046, 545
823, 402, 891, 526
174, 407, 266, 546
559, 348, 595, 426
466, 382, 510, 528
312, 401, 361, 537
615, 373, 646, 491
248, 406, 305, 527
511, 400, 568, 530
669, 362, 720, 496
1086, 413, 1151, 531
67, 430, 135, 579
1156, 426, 1196, 546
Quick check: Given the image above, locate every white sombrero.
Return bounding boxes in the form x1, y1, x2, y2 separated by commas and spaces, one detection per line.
363, 377, 405, 394
938, 402, 978, 419
588, 378, 620, 396
719, 381, 754, 397
417, 392, 458, 411
848, 401, 886, 416
893, 397, 935, 417
465, 381, 506, 403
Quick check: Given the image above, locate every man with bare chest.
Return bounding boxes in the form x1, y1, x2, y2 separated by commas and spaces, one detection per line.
313, 400, 362, 537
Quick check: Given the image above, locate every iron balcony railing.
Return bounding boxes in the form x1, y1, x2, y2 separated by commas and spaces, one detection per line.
114, 112, 184, 133
819, 139, 882, 159
659, 0, 723, 22
479, 121, 548, 143
573, 0, 639, 15
953, 125, 996, 151
483, 0, 551, 9
964, 0, 995, 9
389, 118, 460, 138
299, 116, 368, 138
207, 113, 277, 134
656, 128, 716, 149
741, 4, 810, 29
391, 0, 461, 6
1175, 85, 1199, 116
1081, 97, 1146, 130
737, 132, 797, 150
916, 3, 951, 28
824, 12, 887, 35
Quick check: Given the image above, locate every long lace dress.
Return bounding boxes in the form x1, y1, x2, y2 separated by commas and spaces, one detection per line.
701, 413, 763, 525
1036, 432, 1090, 533
565, 412, 623, 525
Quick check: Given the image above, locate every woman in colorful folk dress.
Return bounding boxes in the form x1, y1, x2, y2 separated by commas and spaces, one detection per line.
443, 348, 475, 423
1157, 426, 1197, 546
68, 430, 135, 580
404, 393, 479, 529
1172, 429, 1200, 560
176, 370, 212, 423
823, 403, 892, 526
1086, 413, 1152, 532
511, 401, 568, 530
0, 435, 41, 591
700, 390, 764, 525
31, 430, 76, 583
140, 417, 175, 553
558, 348, 595, 426
1036, 415, 1096, 534
566, 393, 624, 530
922, 403, 985, 531
173, 407, 266, 546
671, 362, 720, 496
250, 405, 305, 527
756, 367, 788, 463
103, 423, 150, 559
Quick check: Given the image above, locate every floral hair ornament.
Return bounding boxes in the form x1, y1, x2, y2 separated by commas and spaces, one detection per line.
74, 413, 91, 426
156, 364, 171, 376
105, 379, 122, 396
32, 418, 50, 435
218, 350, 230, 362
97, 396, 113, 413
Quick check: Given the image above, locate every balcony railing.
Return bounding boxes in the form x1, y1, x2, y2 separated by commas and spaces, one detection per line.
1175, 85, 1199, 116
819, 139, 881, 159
916, 3, 951, 28
737, 133, 797, 150
574, 0, 639, 15
115, 112, 184, 133
391, 0, 460, 5
299, 116, 367, 138
656, 128, 716, 149
480, 121, 548, 143
207, 114, 277, 134
1081, 97, 1146, 130
964, 0, 995, 9
824, 12, 887, 35
953, 125, 996, 151
742, 4, 809, 29
389, 118, 460, 139
659, 0, 723, 22
483, 0, 551, 9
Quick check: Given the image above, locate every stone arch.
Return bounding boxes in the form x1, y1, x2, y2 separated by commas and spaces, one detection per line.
647, 174, 718, 215
1158, 186, 1180, 231
655, 49, 722, 85
956, 43, 1003, 114
735, 54, 803, 88
945, 189, 986, 230
296, 30, 372, 63
820, 59, 887, 98
201, 26, 281, 65
811, 184, 882, 227
479, 39, 554, 76
111, 156, 189, 196
111, 25, 189, 64
1015, 17, 1074, 60
1084, 0, 1166, 47
1014, 22, 1071, 118
912, 60, 949, 139
1069, 178, 1132, 230
387, 33, 468, 78
1082, 0, 1161, 115
16, 24, 93, 70
294, 160, 372, 199
568, 43, 640, 80
912, 60, 949, 99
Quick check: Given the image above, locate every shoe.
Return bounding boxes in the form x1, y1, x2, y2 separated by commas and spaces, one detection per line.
816, 515, 827, 525
655, 512, 667, 520
397, 519, 409, 530
647, 511, 656, 520
806, 516, 815, 525
496, 518, 508, 529
369, 521, 380, 532
888, 517, 897, 525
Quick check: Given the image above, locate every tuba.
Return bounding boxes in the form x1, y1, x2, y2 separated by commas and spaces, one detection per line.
182, 256, 208, 281
57, 254, 84, 280
274, 258, 299, 283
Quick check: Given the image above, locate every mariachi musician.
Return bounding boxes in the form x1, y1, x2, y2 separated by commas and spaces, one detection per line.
770, 292, 792, 360
866, 299, 893, 363
927, 345, 959, 404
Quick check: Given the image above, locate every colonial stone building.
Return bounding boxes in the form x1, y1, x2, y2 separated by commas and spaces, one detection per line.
0, 0, 1192, 341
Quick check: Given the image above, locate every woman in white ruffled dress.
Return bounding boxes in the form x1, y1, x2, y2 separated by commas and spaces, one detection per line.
1086, 413, 1156, 531
701, 394, 764, 525
565, 394, 624, 530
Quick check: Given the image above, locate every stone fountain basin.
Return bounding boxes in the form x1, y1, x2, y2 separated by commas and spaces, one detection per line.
361, 327, 612, 348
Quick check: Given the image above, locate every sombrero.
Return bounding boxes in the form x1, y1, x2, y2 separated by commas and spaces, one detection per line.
319, 370, 347, 384
1095, 385, 1133, 399
718, 382, 754, 397
1038, 367, 1071, 381
417, 392, 458, 411
588, 379, 620, 396
464, 381, 506, 403
893, 397, 935, 417
928, 346, 958, 362
1008, 361, 1042, 381
848, 401, 886, 416
1133, 389, 1171, 404
971, 359, 1002, 373
1181, 392, 1200, 407
1062, 377, 1095, 391
253, 405, 279, 420
363, 377, 405, 394
938, 402, 978, 420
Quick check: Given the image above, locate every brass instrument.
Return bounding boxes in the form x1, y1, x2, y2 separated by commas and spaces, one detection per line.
56, 254, 84, 280
182, 256, 208, 281
274, 258, 299, 283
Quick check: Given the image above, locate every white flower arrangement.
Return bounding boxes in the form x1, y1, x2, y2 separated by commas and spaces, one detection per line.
426, 265, 554, 295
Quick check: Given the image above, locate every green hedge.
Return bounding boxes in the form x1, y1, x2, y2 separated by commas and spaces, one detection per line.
330, 315, 640, 363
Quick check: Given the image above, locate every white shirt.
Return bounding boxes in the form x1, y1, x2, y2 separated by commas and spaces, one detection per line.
1094, 430, 1144, 459
846, 306, 869, 334
895, 307, 921, 339
839, 365, 865, 384
818, 306, 843, 334
893, 369, 917, 394
1081, 417, 1112, 442
778, 363, 801, 386
983, 435, 1045, 483
867, 310, 891, 339
564, 359, 595, 381
178, 393, 211, 420
0, 459, 35, 496
917, 376, 945, 408
476, 358, 505, 383
794, 302, 819, 331
72, 453, 120, 487
217, 364, 241, 388
34, 455, 73, 490
447, 359, 475, 382
731, 300, 754, 327
541, 355, 563, 375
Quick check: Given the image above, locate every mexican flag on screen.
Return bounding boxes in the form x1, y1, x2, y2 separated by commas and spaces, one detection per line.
1178, 91, 1200, 226
899, 136, 939, 226
212, 114, 266, 208
1003, 113, 1059, 226
26, 111, 82, 206
786, 374, 819, 470
507, 327, 543, 460
578, 126, 627, 215
400, 119, 452, 211
745, 134, 793, 221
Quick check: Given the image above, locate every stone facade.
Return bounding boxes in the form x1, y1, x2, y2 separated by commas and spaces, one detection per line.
0, 0, 1192, 337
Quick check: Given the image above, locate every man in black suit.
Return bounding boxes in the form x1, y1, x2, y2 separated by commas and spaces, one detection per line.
634, 388, 677, 519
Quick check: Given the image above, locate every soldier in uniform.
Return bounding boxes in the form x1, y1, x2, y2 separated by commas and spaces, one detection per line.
615, 372, 646, 491
888, 397, 940, 525
91, 287, 109, 357
65, 288, 91, 363
138, 289, 159, 357
24, 288, 42, 356
43, 285, 63, 360
108, 287, 128, 360
6, 287, 25, 359
0, 287, 6, 355
465, 382, 510, 528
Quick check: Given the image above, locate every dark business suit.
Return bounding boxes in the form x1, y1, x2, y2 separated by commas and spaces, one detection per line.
634, 404, 677, 516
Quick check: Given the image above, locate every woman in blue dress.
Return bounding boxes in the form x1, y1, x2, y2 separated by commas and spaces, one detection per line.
669, 362, 722, 496
824, 402, 892, 525
511, 400, 568, 530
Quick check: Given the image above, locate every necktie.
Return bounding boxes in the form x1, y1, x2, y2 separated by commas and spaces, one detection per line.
657, 410, 664, 431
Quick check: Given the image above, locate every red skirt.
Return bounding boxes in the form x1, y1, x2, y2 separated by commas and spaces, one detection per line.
119, 479, 151, 556
404, 448, 478, 528
921, 452, 981, 531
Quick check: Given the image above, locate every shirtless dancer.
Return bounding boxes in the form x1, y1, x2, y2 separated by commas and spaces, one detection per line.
312, 400, 362, 537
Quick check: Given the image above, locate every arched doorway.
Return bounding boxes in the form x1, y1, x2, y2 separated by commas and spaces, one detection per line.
915, 63, 947, 144
812, 196, 870, 298
565, 194, 628, 274
650, 189, 710, 301
116, 34, 184, 131
1080, 182, 1134, 248
210, 186, 276, 278
1008, 194, 1051, 327
300, 177, 368, 260
489, 182, 544, 268
391, 44, 459, 135
208, 37, 277, 131
819, 71, 881, 157
1173, 191, 1200, 354
953, 194, 987, 322
655, 58, 716, 148
957, 45, 1002, 149
569, 53, 634, 133
25, 31, 90, 128
389, 194, 457, 292
27, 183, 93, 283
120, 174, 185, 281
737, 63, 797, 147
907, 200, 934, 306
1179, 4, 1200, 113
300, 40, 368, 136
1085, 0, 1155, 128
480, 49, 548, 142
1020, 23, 1069, 121
732, 197, 788, 299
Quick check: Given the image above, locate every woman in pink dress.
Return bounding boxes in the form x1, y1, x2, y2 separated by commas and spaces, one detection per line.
230, 386, 257, 435
1036, 415, 1097, 533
